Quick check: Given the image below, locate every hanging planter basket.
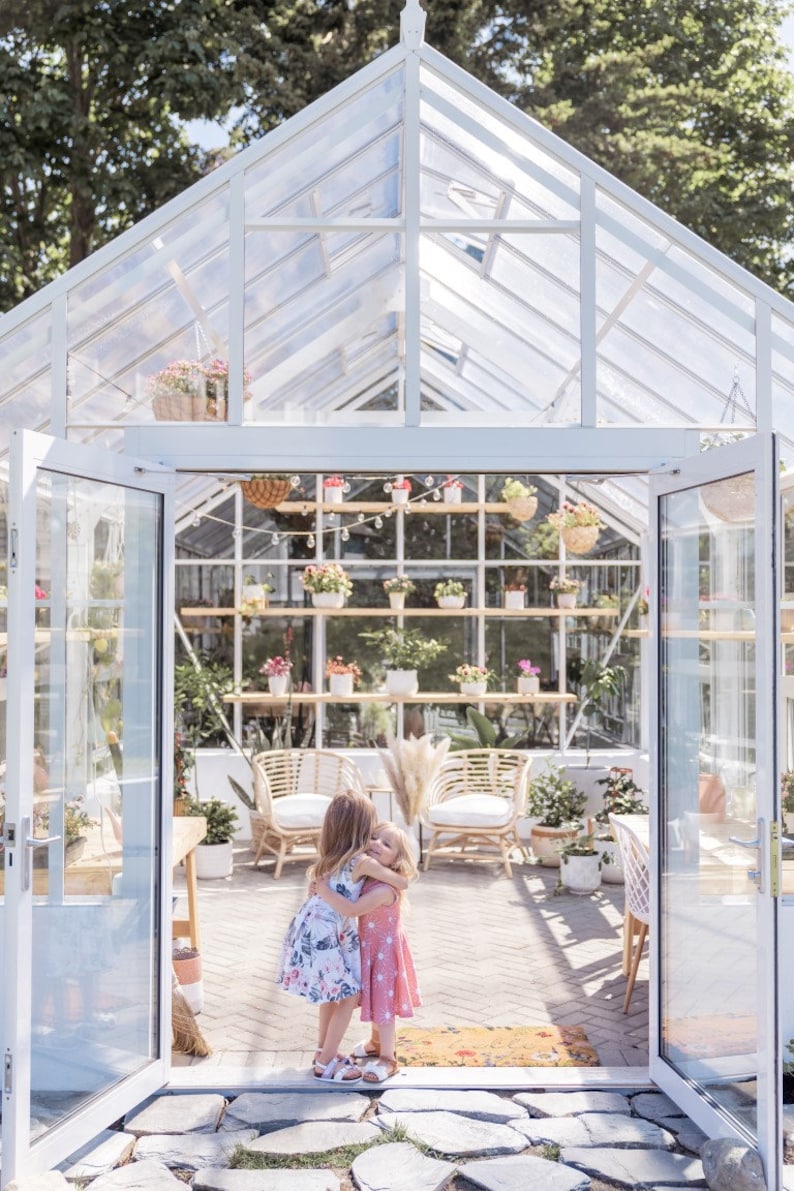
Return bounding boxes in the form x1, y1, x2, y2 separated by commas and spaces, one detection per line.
700, 476, 755, 524
151, 390, 212, 422
505, 495, 538, 522
561, 525, 600, 554
240, 476, 292, 509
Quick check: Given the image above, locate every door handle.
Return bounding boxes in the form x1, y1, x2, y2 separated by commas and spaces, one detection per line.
20, 815, 61, 891
729, 835, 760, 848
728, 818, 765, 891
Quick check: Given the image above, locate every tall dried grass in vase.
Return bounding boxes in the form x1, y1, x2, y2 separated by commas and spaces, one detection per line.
378, 732, 450, 824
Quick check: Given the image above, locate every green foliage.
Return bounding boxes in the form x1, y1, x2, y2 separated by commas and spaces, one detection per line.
527, 761, 587, 828
359, 627, 446, 671
448, 705, 529, 752
185, 796, 239, 845
595, 770, 648, 824
174, 658, 235, 746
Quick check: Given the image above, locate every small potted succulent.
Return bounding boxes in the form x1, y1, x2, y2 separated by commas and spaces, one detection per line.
550, 575, 582, 608
240, 575, 274, 617
501, 477, 538, 522
301, 563, 353, 608
389, 475, 412, 505
323, 474, 347, 504
383, 574, 416, 610
547, 500, 603, 554
557, 833, 602, 895
435, 579, 467, 609
359, 626, 446, 696
503, 581, 526, 610
326, 655, 362, 697
442, 476, 464, 504
526, 761, 587, 867
449, 662, 493, 697
259, 655, 292, 697
516, 658, 541, 694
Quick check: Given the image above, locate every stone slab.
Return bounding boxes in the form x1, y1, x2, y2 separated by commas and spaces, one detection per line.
133, 1131, 258, 1170
351, 1141, 457, 1191
88, 1159, 185, 1191
244, 1121, 380, 1155
62, 1130, 136, 1180
511, 1111, 674, 1149
193, 1169, 341, 1191
630, 1092, 685, 1125
514, 1091, 631, 1117
4, 1176, 69, 1191
378, 1090, 527, 1123
462, 1154, 592, 1191
561, 1145, 706, 1187
375, 1111, 527, 1157
125, 1095, 227, 1137
221, 1092, 369, 1131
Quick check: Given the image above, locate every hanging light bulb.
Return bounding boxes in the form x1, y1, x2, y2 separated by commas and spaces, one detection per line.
374, 517, 383, 529
301, 504, 310, 516
192, 515, 201, 527
357, 512, 366, 523
232, 528, 241, 539
307, 534, 315, 549
341, 527, 350, 542
433, 490, 442, 501
343, 481, 351, 494
385, 508, 393, 519
425, 475, 434, 487
271, 532, 280, 545
327, 511, 337, 523
290, 475, 300, 488
383, 481, 393, 494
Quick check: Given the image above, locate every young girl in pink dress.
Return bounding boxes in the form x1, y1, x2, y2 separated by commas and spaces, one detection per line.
316, 821, 421, 1083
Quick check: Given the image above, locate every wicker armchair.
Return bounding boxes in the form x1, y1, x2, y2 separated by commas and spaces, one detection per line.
420, 749, 532, 878
251, 749, 367, 878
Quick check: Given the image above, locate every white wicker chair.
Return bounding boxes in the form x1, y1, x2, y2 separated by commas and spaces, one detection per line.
609, 813, 651, 1012
251, 749, 367, 878
420, 749, 532, 878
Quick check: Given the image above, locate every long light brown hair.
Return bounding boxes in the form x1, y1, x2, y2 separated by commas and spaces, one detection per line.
311, 788, 377, 881
375, 821, 418, 882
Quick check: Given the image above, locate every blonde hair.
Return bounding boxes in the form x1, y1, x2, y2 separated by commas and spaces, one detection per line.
375, 821, 418, 882
311, 788, 377, 881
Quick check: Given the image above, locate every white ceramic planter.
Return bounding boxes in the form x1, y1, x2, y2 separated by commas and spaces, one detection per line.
561, 852, 602, 895
385, 669, 418, 696
598, 838, 624, 883
312, 591, 345, 608
504, 590, 524, 609
329, 672, 354, 697
517, 675, 540, 695
443, 486, 462, 503
388, 591, 406, 610
437, 595, 466, 609
195, 840, 234, 880
460, 681, 487, 696
391, 488, 410, 504
556, 593, 577, 609
267, 674, 289, 697
324, 486, 343, 503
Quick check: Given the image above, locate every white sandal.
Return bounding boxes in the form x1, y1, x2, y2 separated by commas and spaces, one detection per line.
313, 1057, 362, 1082
349, 1040, 379, 1060
361, 1057, 400, 1083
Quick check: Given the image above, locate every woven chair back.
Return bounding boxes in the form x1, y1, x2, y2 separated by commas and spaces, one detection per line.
609, 814, 650, 924
253, 749, 367, 822
430, 749, 531, 813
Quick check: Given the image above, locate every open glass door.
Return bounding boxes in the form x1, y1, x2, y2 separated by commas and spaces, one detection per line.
1, 430, 174, 1183
649, 434, 781, 1180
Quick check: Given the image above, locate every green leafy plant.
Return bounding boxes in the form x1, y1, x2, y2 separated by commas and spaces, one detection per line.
434, 579, 466, 599
782, 770, 794, 815
174, 658, 235, 746
501, 477, 537, 502
557, 832, 600, 859
448, 706, 529, 751
527, 761, 587, 828
594, 770, 648, 825
185, 796, 239, 844
359, 626, 446, 671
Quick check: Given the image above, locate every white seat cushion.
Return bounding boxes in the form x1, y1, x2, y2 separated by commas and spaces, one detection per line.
273, 794, 332, 830
426, 794, 512, 829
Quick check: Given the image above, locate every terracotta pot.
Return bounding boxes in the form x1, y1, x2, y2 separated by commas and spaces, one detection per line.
530, 823, 579, 867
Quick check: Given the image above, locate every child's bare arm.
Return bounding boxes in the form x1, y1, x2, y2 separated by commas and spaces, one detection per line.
316, 879, 394, 917
353, 854, 409, 890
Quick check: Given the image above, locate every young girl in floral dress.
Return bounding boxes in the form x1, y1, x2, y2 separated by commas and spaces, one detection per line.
275, 790, 407, 1082
316, 821, 421, 1083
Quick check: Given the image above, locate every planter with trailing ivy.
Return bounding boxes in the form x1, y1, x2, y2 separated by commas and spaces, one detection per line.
186, 797, 239, 879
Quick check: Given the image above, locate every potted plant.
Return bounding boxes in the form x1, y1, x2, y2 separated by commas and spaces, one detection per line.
441, 476, 464, 504
550, 574, 582, 608
323, 474, 347, 503
259, 655, 292, 697
389, 475, 412, 505
434, 579, 467, 609
326, 655, 361, 697
359, 626, 446, 696
148, 358, 252, 423
383, 574, 416, 610
593, 768, 648, 882
527, 761, 587, 866
240, 575, 274, 617
503, 581, 526, 610
240, 473, 293, 508
592, 592, 620, 632
516, 658, 541, 694
301, 562, 353, 608
547, 500, 603, 554
558, 833, 602, 895
186, 796, 239, 880
501, 477, 538, 521
449, 663, 493, 697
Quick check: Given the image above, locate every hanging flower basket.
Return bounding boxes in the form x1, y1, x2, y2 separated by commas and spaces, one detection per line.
561, 524, 600, 554
240, 476, 292, 508
700, 475, 755, 524
506, 495, 538, 522
151, 389, 211, 422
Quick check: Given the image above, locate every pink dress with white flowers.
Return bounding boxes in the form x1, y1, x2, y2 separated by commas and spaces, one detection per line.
358, 879, 421, 1025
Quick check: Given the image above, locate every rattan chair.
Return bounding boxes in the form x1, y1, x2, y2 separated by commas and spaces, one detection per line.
420, 749, 532, 878
609, 813, 651, 1012
251, 749, 367, 878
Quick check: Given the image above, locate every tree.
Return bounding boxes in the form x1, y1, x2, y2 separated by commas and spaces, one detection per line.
0, 0, 241, 308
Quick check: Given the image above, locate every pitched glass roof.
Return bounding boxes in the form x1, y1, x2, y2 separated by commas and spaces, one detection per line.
1, 0, 793, 526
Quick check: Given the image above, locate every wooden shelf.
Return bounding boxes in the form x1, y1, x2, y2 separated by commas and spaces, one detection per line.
180, 605, 619, 619
224, 691, 577, 705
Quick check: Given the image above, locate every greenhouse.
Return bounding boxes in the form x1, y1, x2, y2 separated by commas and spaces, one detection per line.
2, 0, 794, 1185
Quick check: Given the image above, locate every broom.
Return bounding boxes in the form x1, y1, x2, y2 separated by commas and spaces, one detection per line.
172, 968, 212, 1057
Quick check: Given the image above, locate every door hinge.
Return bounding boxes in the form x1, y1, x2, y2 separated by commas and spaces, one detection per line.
4, 1048, 12, 1094
770, 819, 781, 897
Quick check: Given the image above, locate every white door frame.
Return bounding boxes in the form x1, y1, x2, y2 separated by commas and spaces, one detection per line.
2, 430, 175, 1185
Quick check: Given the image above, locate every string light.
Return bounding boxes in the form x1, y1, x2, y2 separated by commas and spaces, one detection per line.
357, 513, 366, 523
290, 475, 301, 488
383, 481, 393, 494
425, 475, 434, 487
374, 516, 383, 529
271, 532, 280, 545
433, 490, 442, 501
341, 527, 350, 542
192, 515, 201, 527
307, 534, 315, 549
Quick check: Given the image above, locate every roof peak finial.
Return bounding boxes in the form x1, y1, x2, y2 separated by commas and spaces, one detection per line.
400, 0, 426, 48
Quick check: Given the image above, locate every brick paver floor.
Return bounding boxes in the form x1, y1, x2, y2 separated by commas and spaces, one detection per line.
173, 842, 649, 1070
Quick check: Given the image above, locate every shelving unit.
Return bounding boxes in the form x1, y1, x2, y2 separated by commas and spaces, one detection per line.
224, 691, 576, 706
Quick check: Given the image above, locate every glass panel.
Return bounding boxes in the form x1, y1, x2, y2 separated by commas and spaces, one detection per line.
21, 471, 162, 1134
0, 312, 53, 448
771, 312, 794, 470
659, 474, 758, 1135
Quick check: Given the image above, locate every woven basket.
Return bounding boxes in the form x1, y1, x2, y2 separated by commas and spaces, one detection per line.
561, 524, 600, 554
506, 495, 538, 522
700, 475, 754, 523
151, 389, 226, 422
241, 476, 292, 508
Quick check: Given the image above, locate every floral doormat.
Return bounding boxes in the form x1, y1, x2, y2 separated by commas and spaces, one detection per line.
395, 1025, 599, 1068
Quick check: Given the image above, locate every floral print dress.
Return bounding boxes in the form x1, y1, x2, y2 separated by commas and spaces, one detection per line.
275, 860, 364, 1003
358, 879, 421, 1025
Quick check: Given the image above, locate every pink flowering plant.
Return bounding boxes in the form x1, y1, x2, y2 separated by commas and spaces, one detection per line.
442, 476, 463, 489
383, 575, 415, 595
301, 563, 353, 597
550, 575, 582, 594
148, 358, 252, 416
449, 663, 493, 685
517, 659, 541, 676
391, 476, 411, 491
325, 656, 362, 684
546, 500, 603, 531
324, 474, 345, 488
259, 656, 292, 678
